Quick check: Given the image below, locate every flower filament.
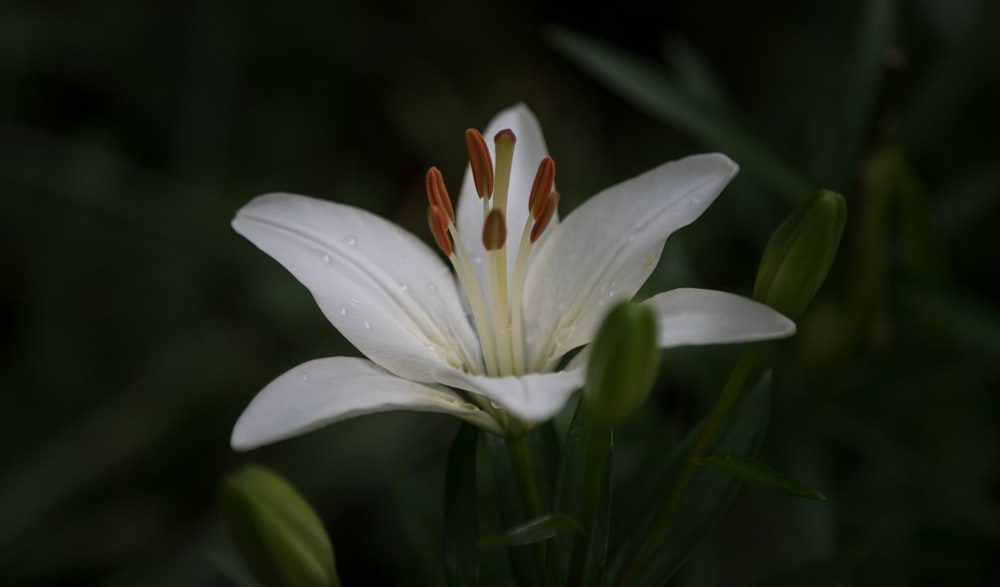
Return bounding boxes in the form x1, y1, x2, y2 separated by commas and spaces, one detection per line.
426, 128, 558, 378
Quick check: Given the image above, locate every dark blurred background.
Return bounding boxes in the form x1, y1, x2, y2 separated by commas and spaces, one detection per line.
2, 0, 998, 585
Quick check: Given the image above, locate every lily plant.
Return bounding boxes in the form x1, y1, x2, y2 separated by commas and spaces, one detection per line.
230, 104, 795, 449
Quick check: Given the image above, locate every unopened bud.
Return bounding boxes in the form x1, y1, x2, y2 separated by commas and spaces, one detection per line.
219, 464, 340, 587
584, 302, 659, 427
753, 190, 847, 320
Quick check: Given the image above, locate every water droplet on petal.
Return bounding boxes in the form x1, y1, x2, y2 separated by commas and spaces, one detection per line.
299, 372, 310, 382
363, 320, 372, 329
472, 256, 483, 265
427, 282, 438, 293
399, 283, 409, 293
350, 297, 360, 306
343, 234, 358, 247
339, 307, 348, 317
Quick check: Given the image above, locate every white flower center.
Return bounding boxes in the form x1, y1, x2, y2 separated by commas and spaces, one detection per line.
426, 128, 559, 378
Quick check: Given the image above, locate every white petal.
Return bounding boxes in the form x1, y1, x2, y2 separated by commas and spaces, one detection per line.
644, 288, 796, 347
523, 154, 738, 367
233, 193, 481, 380
434, 367, 584, 424
232, 357, 501, 450
455, 104, 558, 286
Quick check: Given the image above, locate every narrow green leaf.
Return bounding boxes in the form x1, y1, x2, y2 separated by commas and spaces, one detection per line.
898, 285, 1000, 362
547, 27, 812, 203
550, 400, 593, 587
479, 514, 583, 547
485, 433, 541, 587
580, 434, 613, 587
895, 156, 948, 282
897, 1, 1000, 157
205, 549, 261, 587
662, 37, 729, 108
701, 454, 826, 501
444, 424, 480, 587
831, 0, 896, 185
566, 420, 613, 587
609, 372, 773, 587
529, 422, 561, 514
933, 164, 1000, 237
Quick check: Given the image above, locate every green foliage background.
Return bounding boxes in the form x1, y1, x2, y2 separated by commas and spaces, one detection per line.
2, 0, 998, 585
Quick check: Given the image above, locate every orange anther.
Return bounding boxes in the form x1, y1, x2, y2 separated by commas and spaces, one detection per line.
465, 129, 494, 199
427, 205, 453, 256
530, 191, 559, 243
425, 167, 455, 223
482, 208, 508, 251
528, 157, 555, 218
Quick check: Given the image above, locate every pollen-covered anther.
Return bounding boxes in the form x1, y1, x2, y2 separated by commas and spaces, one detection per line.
425, 167, 455, 223
427, 205, 453, 256
465, 129, 494, 199
530, 191, 559, 243
528, 157, 555, 217
482, 208, 507, 251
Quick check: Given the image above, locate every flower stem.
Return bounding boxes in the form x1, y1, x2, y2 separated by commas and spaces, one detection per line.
506, 433, 544, 521
615, 344, 762, 587
506, 433, 547, 571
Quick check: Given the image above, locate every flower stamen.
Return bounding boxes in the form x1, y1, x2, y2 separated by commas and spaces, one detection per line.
427, 206, 452, 257
426, 127, 561, 378
482, 208, 507, 251
425, 167, 455, 223
528, 157, 555, 216
530, 190, 559, 243
465, 129, 494, 200
425, 167, 499, 376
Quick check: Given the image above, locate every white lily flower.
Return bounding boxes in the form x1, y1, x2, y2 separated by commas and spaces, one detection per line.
231, 104, 795, 450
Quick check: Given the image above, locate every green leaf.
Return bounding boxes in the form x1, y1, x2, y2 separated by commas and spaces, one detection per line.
579, 434, 613, 587
479, 514, 583, 547
701, 454, 826, 501
205, 549, 260, 587
484, 433, 541, 587
547, 27, 812, 203
549, 399, 590, 586
831, 0, 896, 185
895, 156, 947, 282
609, 372, 773, 587
443, 423, 480, 587
897, 1, 1000, 157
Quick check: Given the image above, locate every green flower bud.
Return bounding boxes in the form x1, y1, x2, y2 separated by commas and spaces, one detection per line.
219, 464, 340, 587
584, 301, 659, 427
753, 190, 847, 320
